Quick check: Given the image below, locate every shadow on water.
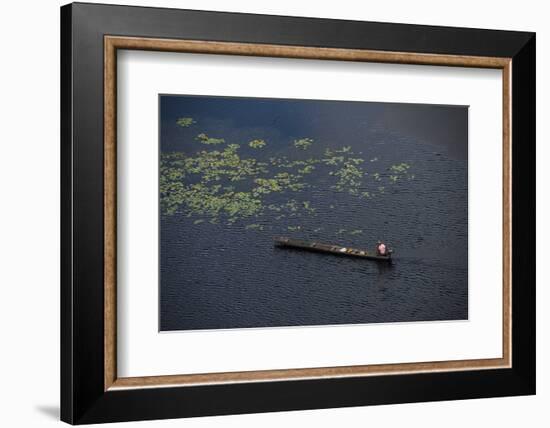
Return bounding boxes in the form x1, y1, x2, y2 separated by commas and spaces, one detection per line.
376, 261, 393, 275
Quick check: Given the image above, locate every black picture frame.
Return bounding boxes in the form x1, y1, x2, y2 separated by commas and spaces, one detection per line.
61, 2, 535, 424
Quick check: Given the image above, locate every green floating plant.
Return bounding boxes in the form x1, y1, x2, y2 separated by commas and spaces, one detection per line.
294, 138, 314, 150
249, 139, 267, 149
176, 117, 196, 128
160, 119, 416, 228
246, 223, 263, 230
196, 133, 225, 145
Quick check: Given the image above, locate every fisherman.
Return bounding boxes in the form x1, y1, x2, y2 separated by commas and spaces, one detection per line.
376, 240, 387, 256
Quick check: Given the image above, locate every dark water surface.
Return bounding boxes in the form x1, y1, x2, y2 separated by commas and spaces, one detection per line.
160, 95, 468, 331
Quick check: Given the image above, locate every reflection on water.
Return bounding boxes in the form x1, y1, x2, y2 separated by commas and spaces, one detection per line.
159, 96, 468, 331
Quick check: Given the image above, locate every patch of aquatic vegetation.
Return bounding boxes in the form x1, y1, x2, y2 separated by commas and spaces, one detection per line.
196, 133, 225, 145
249, 139, 266, 149
176, 117, 196, 128
161, 117, 415, 232
330, 162, 365, 196
245, 223, 264, 231
389, 162, 411, 174
294, 138, 314, 150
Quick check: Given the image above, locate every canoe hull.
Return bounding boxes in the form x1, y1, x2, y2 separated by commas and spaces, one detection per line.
274, 237, 393, 263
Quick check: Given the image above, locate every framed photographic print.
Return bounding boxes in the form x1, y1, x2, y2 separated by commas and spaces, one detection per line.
61, 2, 535, 424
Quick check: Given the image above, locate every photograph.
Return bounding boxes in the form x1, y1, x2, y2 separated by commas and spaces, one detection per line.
159, 95, 469, 331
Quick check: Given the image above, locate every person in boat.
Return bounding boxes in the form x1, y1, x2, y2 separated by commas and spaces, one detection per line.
376, 240, 387, 256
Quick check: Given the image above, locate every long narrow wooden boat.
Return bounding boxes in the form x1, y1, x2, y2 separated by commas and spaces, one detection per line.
274, 236, 393, 263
